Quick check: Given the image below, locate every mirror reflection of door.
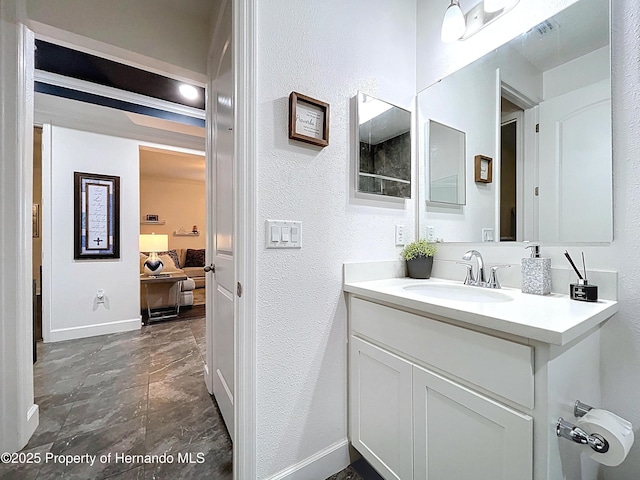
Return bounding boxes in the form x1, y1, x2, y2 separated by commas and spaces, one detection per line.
500, 99, 524, 242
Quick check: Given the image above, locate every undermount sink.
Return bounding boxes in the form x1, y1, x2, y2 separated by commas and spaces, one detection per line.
403, 283, 513, 303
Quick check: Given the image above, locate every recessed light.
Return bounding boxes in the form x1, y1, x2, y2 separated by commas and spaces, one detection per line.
179, 84, 199, 100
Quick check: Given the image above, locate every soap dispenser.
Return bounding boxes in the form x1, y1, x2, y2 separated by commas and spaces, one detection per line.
521, 244, 551, 295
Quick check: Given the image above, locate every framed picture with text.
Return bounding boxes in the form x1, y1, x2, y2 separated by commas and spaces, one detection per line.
74, 172, 120, 259
474, 155, 493, 183
288, 91, 330, 147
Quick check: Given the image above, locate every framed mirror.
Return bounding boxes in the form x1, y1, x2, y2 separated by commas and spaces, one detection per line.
428, 120, 466, 205
418, 0, 611, 243
357, 92, 411, 199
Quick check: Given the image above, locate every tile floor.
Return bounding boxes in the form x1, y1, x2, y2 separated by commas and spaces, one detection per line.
0, 315, 232, 480
1, 312, 378, 480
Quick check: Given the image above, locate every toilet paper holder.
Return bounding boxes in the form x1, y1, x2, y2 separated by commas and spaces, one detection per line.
556, 400, 610, 454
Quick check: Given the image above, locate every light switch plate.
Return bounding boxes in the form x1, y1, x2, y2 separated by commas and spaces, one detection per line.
426, 226, 435, 242
265, 220, 302, 249
395, 225, 405, 246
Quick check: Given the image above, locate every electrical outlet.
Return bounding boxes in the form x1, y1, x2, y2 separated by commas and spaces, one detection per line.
427, 226, 435, 242
395, 225, 405, 246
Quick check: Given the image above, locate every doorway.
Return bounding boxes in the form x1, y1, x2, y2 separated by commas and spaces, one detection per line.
500, 97, 525, 242
33, 126, 43, 343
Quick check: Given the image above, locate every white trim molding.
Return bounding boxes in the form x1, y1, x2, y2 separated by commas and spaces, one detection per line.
263, 439, 351, 480
48, 318, 140, 343
35, 70, 206, 121
0, 11, 38, 452
233, 0, 257, 478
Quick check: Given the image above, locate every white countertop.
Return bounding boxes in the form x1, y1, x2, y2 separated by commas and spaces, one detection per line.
343, 277, 618, 345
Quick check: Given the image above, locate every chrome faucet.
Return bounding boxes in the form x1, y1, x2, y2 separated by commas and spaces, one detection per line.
459, 250, 510, 288
462, 250, 486, 286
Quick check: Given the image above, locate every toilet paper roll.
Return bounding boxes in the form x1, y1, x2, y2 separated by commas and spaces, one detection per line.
576, 409, 634, 467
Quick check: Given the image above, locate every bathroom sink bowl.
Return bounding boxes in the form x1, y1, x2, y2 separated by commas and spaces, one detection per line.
403, 283, 513, 303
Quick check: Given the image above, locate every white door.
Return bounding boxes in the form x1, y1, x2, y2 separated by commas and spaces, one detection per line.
350, 336, 413, 480
538, 79, 612, 242
206, 1, 235, 440
413, 365, 532, 480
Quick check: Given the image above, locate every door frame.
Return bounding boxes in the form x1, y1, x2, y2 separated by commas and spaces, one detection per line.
205, 0, 256, 476
0, 17, 38, 453
499, 111, 524, 242
2, 7, 258, 478
231, 0, 257, 478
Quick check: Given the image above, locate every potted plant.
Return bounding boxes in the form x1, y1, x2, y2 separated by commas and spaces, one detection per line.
401, 239, 437, 279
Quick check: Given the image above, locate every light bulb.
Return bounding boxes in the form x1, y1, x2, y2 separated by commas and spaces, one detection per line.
179, 84, 199, 100
441, 0, 466, 43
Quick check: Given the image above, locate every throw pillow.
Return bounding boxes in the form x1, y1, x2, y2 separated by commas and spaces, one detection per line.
184, 248, 205, 267
158, 253, 179, 272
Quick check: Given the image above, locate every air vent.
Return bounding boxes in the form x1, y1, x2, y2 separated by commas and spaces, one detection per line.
534, 19, 560, 36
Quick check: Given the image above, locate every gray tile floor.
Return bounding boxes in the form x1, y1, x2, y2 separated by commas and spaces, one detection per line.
1, 312, 380, 480
0, 315, 232, 480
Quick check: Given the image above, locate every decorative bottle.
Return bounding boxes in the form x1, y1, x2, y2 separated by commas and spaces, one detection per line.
521, 244, 551, 295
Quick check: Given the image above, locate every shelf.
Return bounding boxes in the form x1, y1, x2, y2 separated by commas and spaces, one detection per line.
141, 220, 166, 225
174, 231, 200, 236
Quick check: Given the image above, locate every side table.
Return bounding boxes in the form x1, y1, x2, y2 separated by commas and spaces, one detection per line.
140, 273, 187, 324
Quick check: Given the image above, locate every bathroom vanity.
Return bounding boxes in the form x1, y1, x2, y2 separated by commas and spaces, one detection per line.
344, 267, 618, 480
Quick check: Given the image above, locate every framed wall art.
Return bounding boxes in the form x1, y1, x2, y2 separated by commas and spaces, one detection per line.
74, 172, 120, 259
288, 91, 330, 147
474, 155, 493, 183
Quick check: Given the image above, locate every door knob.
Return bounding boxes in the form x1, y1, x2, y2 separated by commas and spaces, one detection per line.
204, 264, 215, 273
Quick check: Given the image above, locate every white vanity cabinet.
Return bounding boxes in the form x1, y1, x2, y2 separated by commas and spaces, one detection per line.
350, 336, 413, 480
412, 365, 532, 480
349, 296, 535, 480
344, 271, 617, 480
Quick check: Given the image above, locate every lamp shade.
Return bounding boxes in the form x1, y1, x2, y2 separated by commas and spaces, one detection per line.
441, 0, 466, 43
139, 234, 168, 252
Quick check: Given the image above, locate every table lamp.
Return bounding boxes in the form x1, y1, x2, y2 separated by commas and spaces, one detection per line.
139, 233, 169, 275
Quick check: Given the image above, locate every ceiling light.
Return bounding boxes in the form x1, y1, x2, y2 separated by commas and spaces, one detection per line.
179, 84, 199, 101
484, 0, 519, 13
441, 0, 466, 43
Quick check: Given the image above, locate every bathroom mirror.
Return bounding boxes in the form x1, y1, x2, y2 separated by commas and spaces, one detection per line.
418, 0, 611, 243
428, 121, 466, 205
357, 92, 411, 199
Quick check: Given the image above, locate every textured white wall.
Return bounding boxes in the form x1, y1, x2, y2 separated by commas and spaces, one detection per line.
255, 0, 416, 477
601, 1, 640, 477
418, 0, 640, 477
47, 126, 141, 340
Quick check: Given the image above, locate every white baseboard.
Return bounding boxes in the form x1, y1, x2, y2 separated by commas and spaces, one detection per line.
204, 363, 213, 394
24, 404, 39, 446
47, 317, 140, 342
264, 438, 350, 480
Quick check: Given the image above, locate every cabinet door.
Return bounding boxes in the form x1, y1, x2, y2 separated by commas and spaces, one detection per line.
413, 365, 532, 480
350, 336, 413, 480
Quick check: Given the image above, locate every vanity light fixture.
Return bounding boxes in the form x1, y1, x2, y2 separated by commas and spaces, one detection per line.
441, 0, 466, 43
483, 0, 519, 13
460, 0, 520, 40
